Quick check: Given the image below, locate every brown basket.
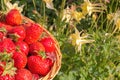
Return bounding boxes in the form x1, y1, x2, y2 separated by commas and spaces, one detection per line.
22, 16, 62, 80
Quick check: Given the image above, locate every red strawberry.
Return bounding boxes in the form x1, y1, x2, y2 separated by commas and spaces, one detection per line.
15, 69, 32, 80
0, 22, 4, 26
0, 32, 5, 40
32, 74, 40, 80
24, 23, 43, 44
15, 41, 29, 55
6, 9, 22, 26
0, 74, 15, 80
40, 37, 55, 53
22, 22, 32, 29
0, 22, 13, 32
27, 55, 51, 76
8, 26, 26, 42
29, 42, 45, 55
3, 24, 13, 32
0, 38, 15, 53
12, 51, 27, 69
46, 58, 53, 67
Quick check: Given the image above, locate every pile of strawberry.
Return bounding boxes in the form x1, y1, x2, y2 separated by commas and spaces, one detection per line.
0, 9, 56, 80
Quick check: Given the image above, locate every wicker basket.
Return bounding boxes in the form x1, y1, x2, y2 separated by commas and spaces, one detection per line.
22, 16, 62, 80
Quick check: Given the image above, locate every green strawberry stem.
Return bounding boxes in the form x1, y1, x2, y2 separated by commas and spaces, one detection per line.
8, 33, 20, 42
16, 46, 21, 52
35, 50, 46, 59
2, 60, 17, 76
0, 27, 7, 34
0, 52, 12, 62
40, 51, 46, 59
0, 51, 17, 76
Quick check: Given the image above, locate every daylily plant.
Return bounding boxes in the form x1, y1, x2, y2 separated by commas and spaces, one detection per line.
107, 10, 120, 33
81, 0, 106, 16
69, 27, 94, 52
62, 5, 84, 23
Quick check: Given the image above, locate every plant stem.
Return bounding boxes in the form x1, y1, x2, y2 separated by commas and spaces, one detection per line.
32, 0, 37, 11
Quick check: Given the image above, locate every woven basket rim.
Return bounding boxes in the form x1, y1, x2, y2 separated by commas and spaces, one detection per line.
22, 16, 62, 80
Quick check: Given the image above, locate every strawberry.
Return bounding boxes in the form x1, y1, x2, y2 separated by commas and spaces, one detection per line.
15, 69, 32, 80
8, 26, 26, 42
40, 37, 55, 53
0, 22, 13, 31
27, 55, 51, 76
0, 74, 15, 80
24, 23, 43, 44
6, 9, 22, 26
46, 58, 53, 67
29, 42, 45, 55
32, 74, 40, 80
22, 22, 32, 30
0, 22, 4, 26
0, 38, 15, 53
15, 41, 29, 55
12, 51, 27, 69
0, 22, 13, 30
0, 32, 5, 40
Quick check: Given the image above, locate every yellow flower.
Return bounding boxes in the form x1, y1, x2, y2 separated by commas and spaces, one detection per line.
81, 0, 106, 16
69, 28, 94, 52
43, 0, 55, 10
107, 11, 120, 32
92, 13, 97, 21
62, 6, 71, 22
71, 11, 83, 22
115, 18, 120, 30
107, 13, 114, 20
62, 5, 84, 22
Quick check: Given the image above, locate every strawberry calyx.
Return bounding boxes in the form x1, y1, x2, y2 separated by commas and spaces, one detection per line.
15, 45, 21, 52
34, 50, 46, 59
2, 61, 17, 76
8, 33, 20, 42
0, 27, 7, 33
0, 52, 17, 77
0, 52, 12, 62
0, 27, 7, 40
39, 51, 46, 59
5, 1, 24, 13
